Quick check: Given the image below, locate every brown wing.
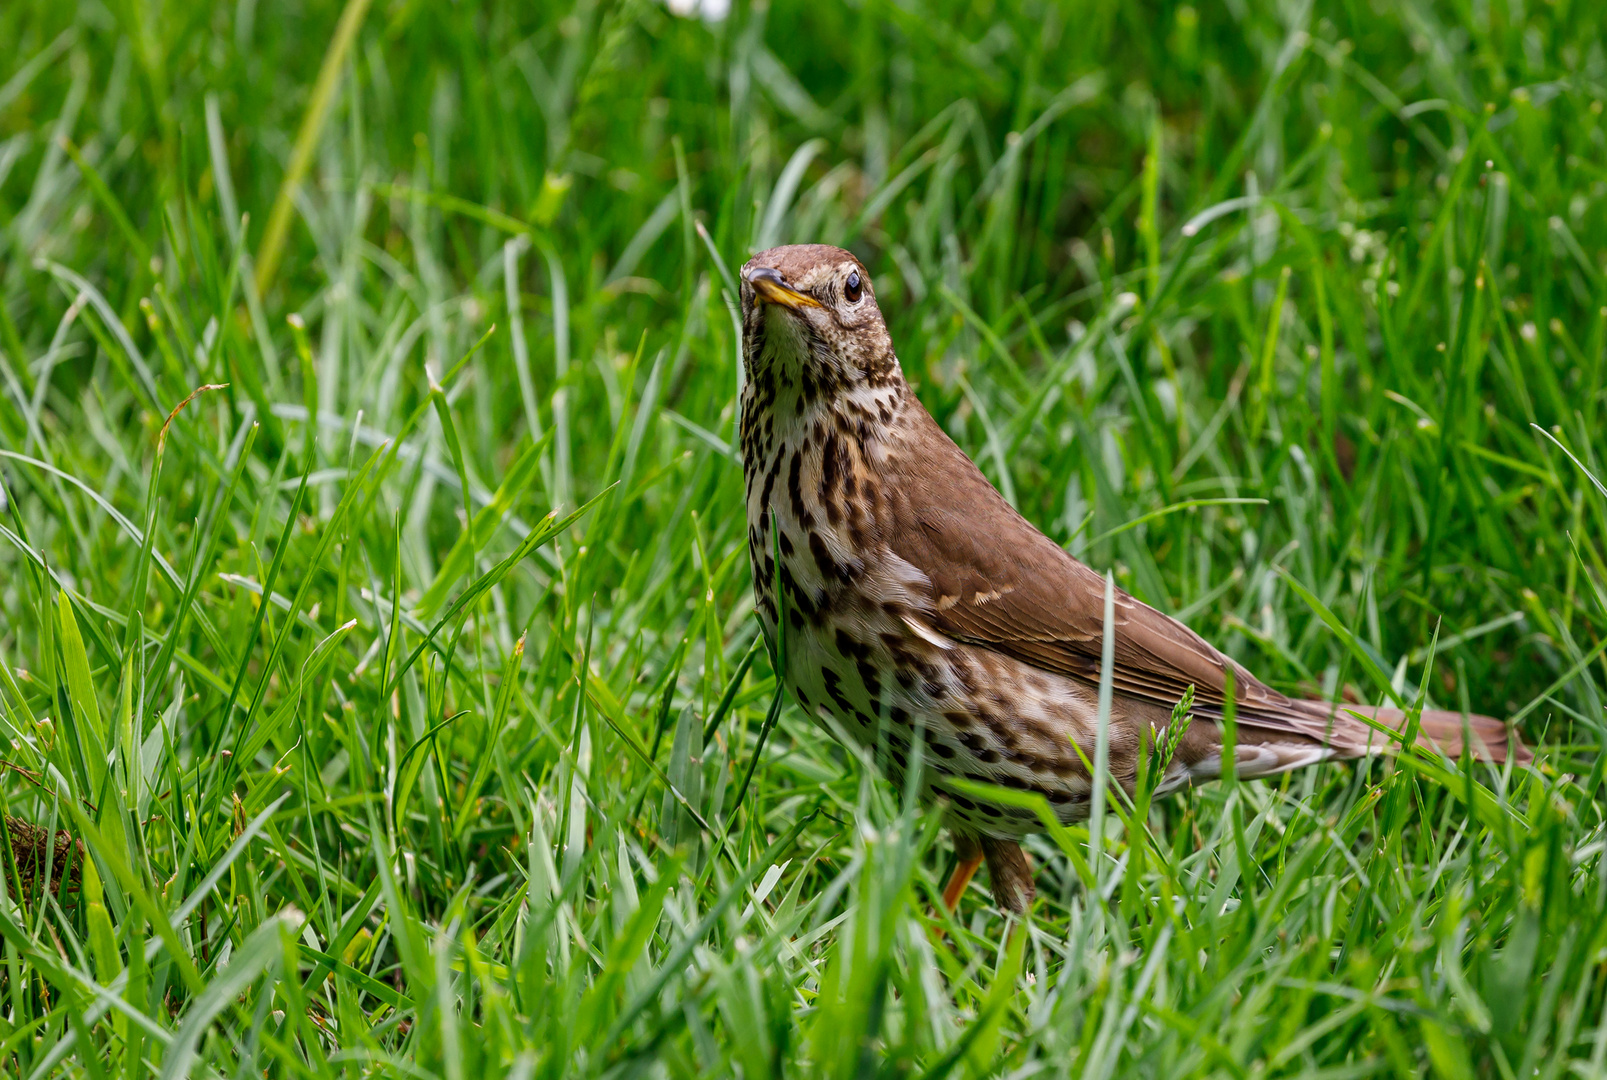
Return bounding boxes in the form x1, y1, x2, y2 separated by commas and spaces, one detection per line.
880, 405, 1339, 743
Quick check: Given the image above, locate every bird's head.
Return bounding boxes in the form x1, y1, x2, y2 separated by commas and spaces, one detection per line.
739, 244, 898, 396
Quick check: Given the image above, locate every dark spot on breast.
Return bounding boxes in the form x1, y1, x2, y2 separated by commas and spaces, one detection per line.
822, 668, 854, 714
847, 513, 869, 551
879, 631, 914, 662
931, 741, 956, 759
1009, 747, 1048, 770
957, 731, 1000, 763
820, 433, 842, 515
759, 455, 781, 512
787, 451, 813, 527
856, 660, 881, 702
810, 531, 845, 583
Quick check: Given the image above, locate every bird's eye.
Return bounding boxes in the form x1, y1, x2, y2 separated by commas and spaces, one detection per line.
844, 271, 862, 303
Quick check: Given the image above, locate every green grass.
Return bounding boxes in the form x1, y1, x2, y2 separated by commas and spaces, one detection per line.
1, 0, 1606, 1074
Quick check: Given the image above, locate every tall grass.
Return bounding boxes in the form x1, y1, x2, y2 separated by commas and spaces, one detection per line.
1, 0, 1605, 1075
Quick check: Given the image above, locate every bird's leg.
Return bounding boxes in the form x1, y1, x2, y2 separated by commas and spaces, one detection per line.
942, 833, 983, 910
981, 838, 1035, 914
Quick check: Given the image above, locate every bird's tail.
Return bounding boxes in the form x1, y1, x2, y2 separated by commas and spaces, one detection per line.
1186, 700, 1533, 786
1283, 699, 1532, 766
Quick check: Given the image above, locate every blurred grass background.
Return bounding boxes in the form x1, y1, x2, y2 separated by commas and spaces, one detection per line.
1, 0, 1606, 1075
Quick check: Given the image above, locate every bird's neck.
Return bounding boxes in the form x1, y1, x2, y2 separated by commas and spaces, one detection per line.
740, 364, 910, 470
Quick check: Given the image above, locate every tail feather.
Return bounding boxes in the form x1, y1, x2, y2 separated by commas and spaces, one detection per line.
1288, 700, 1532, 765
1165, 701, 1531, 790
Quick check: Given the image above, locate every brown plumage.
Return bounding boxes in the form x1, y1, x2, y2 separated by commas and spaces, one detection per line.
737, 243, 1531, 914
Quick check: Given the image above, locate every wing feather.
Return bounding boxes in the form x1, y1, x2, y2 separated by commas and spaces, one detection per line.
880, 407, 1332, 741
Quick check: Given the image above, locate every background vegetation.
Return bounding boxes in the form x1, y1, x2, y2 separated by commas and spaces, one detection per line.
2, 0, 1606, 1074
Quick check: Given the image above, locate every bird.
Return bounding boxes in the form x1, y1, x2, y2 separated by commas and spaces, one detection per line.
736, 243, 1531, 915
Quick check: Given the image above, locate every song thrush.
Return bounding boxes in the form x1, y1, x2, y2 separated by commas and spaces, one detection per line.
737, 244, 1530, 914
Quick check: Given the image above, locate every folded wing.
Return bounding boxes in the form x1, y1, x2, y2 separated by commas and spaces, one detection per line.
881, 407, 1527, 764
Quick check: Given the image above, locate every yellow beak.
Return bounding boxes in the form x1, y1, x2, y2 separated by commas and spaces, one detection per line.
745, 266, 821, 310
